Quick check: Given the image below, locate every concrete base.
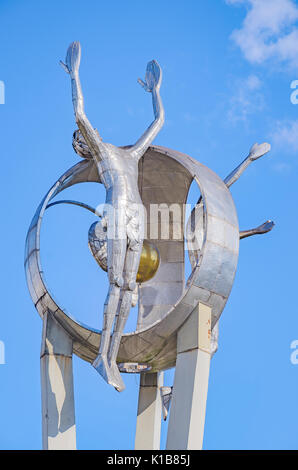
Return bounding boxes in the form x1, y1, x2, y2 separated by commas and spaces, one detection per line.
40, 311, 76, 450
166, 303, 211, 450
135, 372, 163, 449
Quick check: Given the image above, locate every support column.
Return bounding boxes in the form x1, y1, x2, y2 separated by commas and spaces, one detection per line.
40, 311, 76, 450
135, 371, 163, 449
166, 303, 211, 450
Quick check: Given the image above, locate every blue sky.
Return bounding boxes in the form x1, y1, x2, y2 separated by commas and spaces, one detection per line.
0, 0, 298, 450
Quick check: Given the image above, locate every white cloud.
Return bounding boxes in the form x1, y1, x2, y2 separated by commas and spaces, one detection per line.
227, 74, 265, 123
272, 161, 291, 172
182, 112, 198, 122
227, 0, 298, 69
246, 74, 262, 90
271, 119, 298, 152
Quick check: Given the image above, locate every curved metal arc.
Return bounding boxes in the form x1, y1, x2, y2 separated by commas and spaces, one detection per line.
25, 158, 103, 337
46, 199, 102, 218
25, 147, 239, 371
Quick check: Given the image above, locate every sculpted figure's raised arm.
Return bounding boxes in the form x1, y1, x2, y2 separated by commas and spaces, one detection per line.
131, 59, 165, 157
60, 41, 106, 162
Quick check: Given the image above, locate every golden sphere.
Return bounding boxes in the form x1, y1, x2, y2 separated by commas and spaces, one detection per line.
137, 240, 160, 283
89, 223, 160, 284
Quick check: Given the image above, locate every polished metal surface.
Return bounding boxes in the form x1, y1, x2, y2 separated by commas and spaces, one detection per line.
88, 225, 160, 284
240, 220, 274, 239
25, 42, 274, 385
88, 220, 108, 272
118, 363, 152, 373
161, 386, 173, 421
60, 42, 165, 391
224, 142, 271, 188
25, 145, 239, 373
185, 141, 275, 354
186, 141, 273, 270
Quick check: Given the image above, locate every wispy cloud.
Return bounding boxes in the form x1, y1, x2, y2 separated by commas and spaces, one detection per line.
182, 112, 198, 122
227, 74, 265, 123
272, 162, 292, 172
271, 119, 298, 153
227, 0, 298, 69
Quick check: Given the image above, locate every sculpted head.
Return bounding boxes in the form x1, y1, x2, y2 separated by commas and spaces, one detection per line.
72, 128, 102, 159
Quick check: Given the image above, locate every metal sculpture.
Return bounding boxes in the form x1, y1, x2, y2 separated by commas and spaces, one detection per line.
24, 41, 274, 449
186, 142, 274, 353
60, 42, 164, 391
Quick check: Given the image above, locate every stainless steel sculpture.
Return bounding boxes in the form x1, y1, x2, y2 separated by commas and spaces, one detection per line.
186, 141, 274, 354
60, 42, 164, 391
25, 41, 274, 449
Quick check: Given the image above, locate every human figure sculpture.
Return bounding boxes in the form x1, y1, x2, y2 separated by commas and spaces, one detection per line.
61, 41, 164, 392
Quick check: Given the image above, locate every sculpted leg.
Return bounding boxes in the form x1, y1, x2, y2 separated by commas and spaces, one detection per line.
240, 220, 274, 239
100, 286, 121, 358
92, 237, 126, 388
224, 142, 271, 188
108, 246, 143, 392
92, 284, 121, 383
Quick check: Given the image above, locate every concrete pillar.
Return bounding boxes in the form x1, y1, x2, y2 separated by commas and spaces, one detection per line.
135, 371, 163, 449
40, 311, 76, 450
166, 303, 211, 450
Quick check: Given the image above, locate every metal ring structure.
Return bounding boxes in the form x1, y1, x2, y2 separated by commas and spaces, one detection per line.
25, 145, 239, 372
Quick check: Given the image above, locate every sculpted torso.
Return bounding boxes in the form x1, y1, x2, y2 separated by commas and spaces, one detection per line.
97, 144, 142, 206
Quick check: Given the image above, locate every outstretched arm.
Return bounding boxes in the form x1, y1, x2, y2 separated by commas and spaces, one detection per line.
224, 142, 271, 188
60, 41, 105, 162
131, 60, 165, 158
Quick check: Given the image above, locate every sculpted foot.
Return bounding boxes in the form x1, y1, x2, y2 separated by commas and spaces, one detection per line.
254, 220, 275, 234
249, 142, 271, 160
92, 355, 125, 391
240, 220, 275, 240
109, 360, 125, 393
92, 354, 111, 384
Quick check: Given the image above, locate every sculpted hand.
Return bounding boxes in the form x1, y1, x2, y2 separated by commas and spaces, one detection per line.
249, 142, 271, 161
60, 41, 81, 77
138, 60, 162, 92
